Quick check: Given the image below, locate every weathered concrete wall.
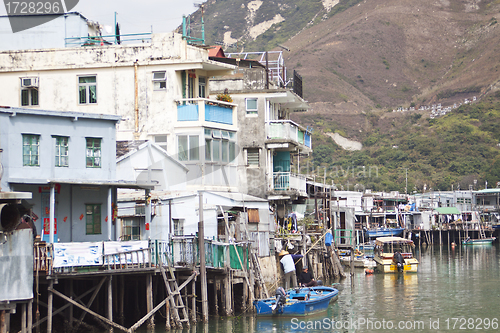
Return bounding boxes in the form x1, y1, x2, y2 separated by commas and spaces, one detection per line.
0, 229, 33, 301
258, 255, 279, 290
0, 33, 235, 146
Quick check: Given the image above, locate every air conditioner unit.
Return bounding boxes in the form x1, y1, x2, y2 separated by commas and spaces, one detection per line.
152, 71, 166, 81
21, 77, 38, 88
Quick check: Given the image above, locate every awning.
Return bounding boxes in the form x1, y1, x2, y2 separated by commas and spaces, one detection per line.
434, 207, 460, 215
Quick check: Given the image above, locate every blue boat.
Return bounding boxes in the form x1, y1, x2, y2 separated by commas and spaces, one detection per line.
254, 286, 339, 316
366, 227, 404, 238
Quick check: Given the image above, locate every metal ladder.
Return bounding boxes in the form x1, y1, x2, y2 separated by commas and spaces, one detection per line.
159, 256, 190, 328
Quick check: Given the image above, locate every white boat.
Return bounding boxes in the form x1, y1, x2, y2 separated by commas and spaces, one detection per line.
373, 236, 418, 273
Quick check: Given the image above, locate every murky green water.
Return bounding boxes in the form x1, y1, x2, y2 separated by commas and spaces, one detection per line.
137, 243, 500, 332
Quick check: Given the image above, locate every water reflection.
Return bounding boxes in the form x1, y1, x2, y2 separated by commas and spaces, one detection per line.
130, 244, 500, 333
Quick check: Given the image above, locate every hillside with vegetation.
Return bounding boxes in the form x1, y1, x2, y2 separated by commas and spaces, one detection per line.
187, 0, 500, 191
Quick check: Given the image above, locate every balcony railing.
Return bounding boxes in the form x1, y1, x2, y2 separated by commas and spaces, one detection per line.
266, 120, 312, 148
272, 172, 307, 195
35, 237, 248, 274
177, 98, 235, 125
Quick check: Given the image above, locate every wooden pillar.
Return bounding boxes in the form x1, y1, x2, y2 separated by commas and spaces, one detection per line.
224, 271, 232, 316
118, 276, 124, 325
21, 303, 27, 333
164, 294, 170, 331
213, 279, 218, 316
27, 300, 33, 333
198, 192, 209, 322
191, 278, 196, 323
107, 276, 113, 333
47, 280, 54, 333
65, 280, 73, 330
0, 311, 6, 333
146, 274, 154, 330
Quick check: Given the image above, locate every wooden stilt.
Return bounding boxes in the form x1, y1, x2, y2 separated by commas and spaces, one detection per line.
21, 303, 27, 333
48, 287, 128, 332
191, 278, 196, 323
108, 276, 114, 333
164, 279, 170, 332
224, 271, 232, 316
118, 276, 124, 325
146, 274, 154, 330
213, 279, 218, 316
28, 300, 33, 333
68, 280, 73, 330
47, 280, 54, 333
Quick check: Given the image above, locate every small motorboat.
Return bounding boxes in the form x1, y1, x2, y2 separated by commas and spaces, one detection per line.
373, 236, 418, 273
462, 237, 496, 245
254, 286, 339, 316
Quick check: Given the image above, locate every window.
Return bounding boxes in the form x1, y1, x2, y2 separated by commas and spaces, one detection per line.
86, 138, 102, 168
21, 89, 39, 106
54, 136, 69, 167
152, 134, 168, 151
20, 77, 39, 106
204, 128, 236, 163
122, 218, 141, 240
86, 204, 101, 235
188, 75, 195, 99
246, 98, 258, 115
153, 71, 166, 90
199, 77, 206, 98
78, 76, 97, 104
246, 148, 259, 166
22, 134, 40, 166
178, 135, 199, 161
173, 218, 184, 236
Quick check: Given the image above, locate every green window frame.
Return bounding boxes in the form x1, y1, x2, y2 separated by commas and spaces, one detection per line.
86, 138, 102, 168
21, 88, 39, 106
86, 204, 101, 235
54, 136, 69, 167
22, 134, 40, 166
78, 76, 97, 104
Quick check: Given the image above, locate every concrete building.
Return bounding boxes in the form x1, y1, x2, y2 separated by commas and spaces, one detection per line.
0, 106, 151, 243
209, 50, 311, 233
0, 32, 240, 192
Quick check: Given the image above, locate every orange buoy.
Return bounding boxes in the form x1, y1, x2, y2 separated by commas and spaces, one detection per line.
365, 269, 374, 275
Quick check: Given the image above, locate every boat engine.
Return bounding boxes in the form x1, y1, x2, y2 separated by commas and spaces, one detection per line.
393, 251, 405, 272
272, 287, 287, 314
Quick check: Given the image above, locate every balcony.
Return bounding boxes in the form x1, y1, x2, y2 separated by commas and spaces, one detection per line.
177, 98, 235, 126
34, 238, 248, 275
272, 172, 307, 197
266, 120, 312, 151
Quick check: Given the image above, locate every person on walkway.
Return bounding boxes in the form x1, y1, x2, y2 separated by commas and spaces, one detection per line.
299, 266, 317, 287
279, 250, 303, 289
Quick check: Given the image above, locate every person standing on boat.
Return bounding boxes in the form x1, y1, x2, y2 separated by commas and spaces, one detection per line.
299, 266, 317, 287
279, 250, 302, 289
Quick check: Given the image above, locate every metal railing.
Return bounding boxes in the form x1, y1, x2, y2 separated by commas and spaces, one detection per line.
226, 51, 288, 87
272, 172, 307, 195
65, 33, 152, 47
35, 237, 248, 274
103, 247, 152, 270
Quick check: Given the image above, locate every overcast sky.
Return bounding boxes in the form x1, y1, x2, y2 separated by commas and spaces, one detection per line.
1, 0, 201, 34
